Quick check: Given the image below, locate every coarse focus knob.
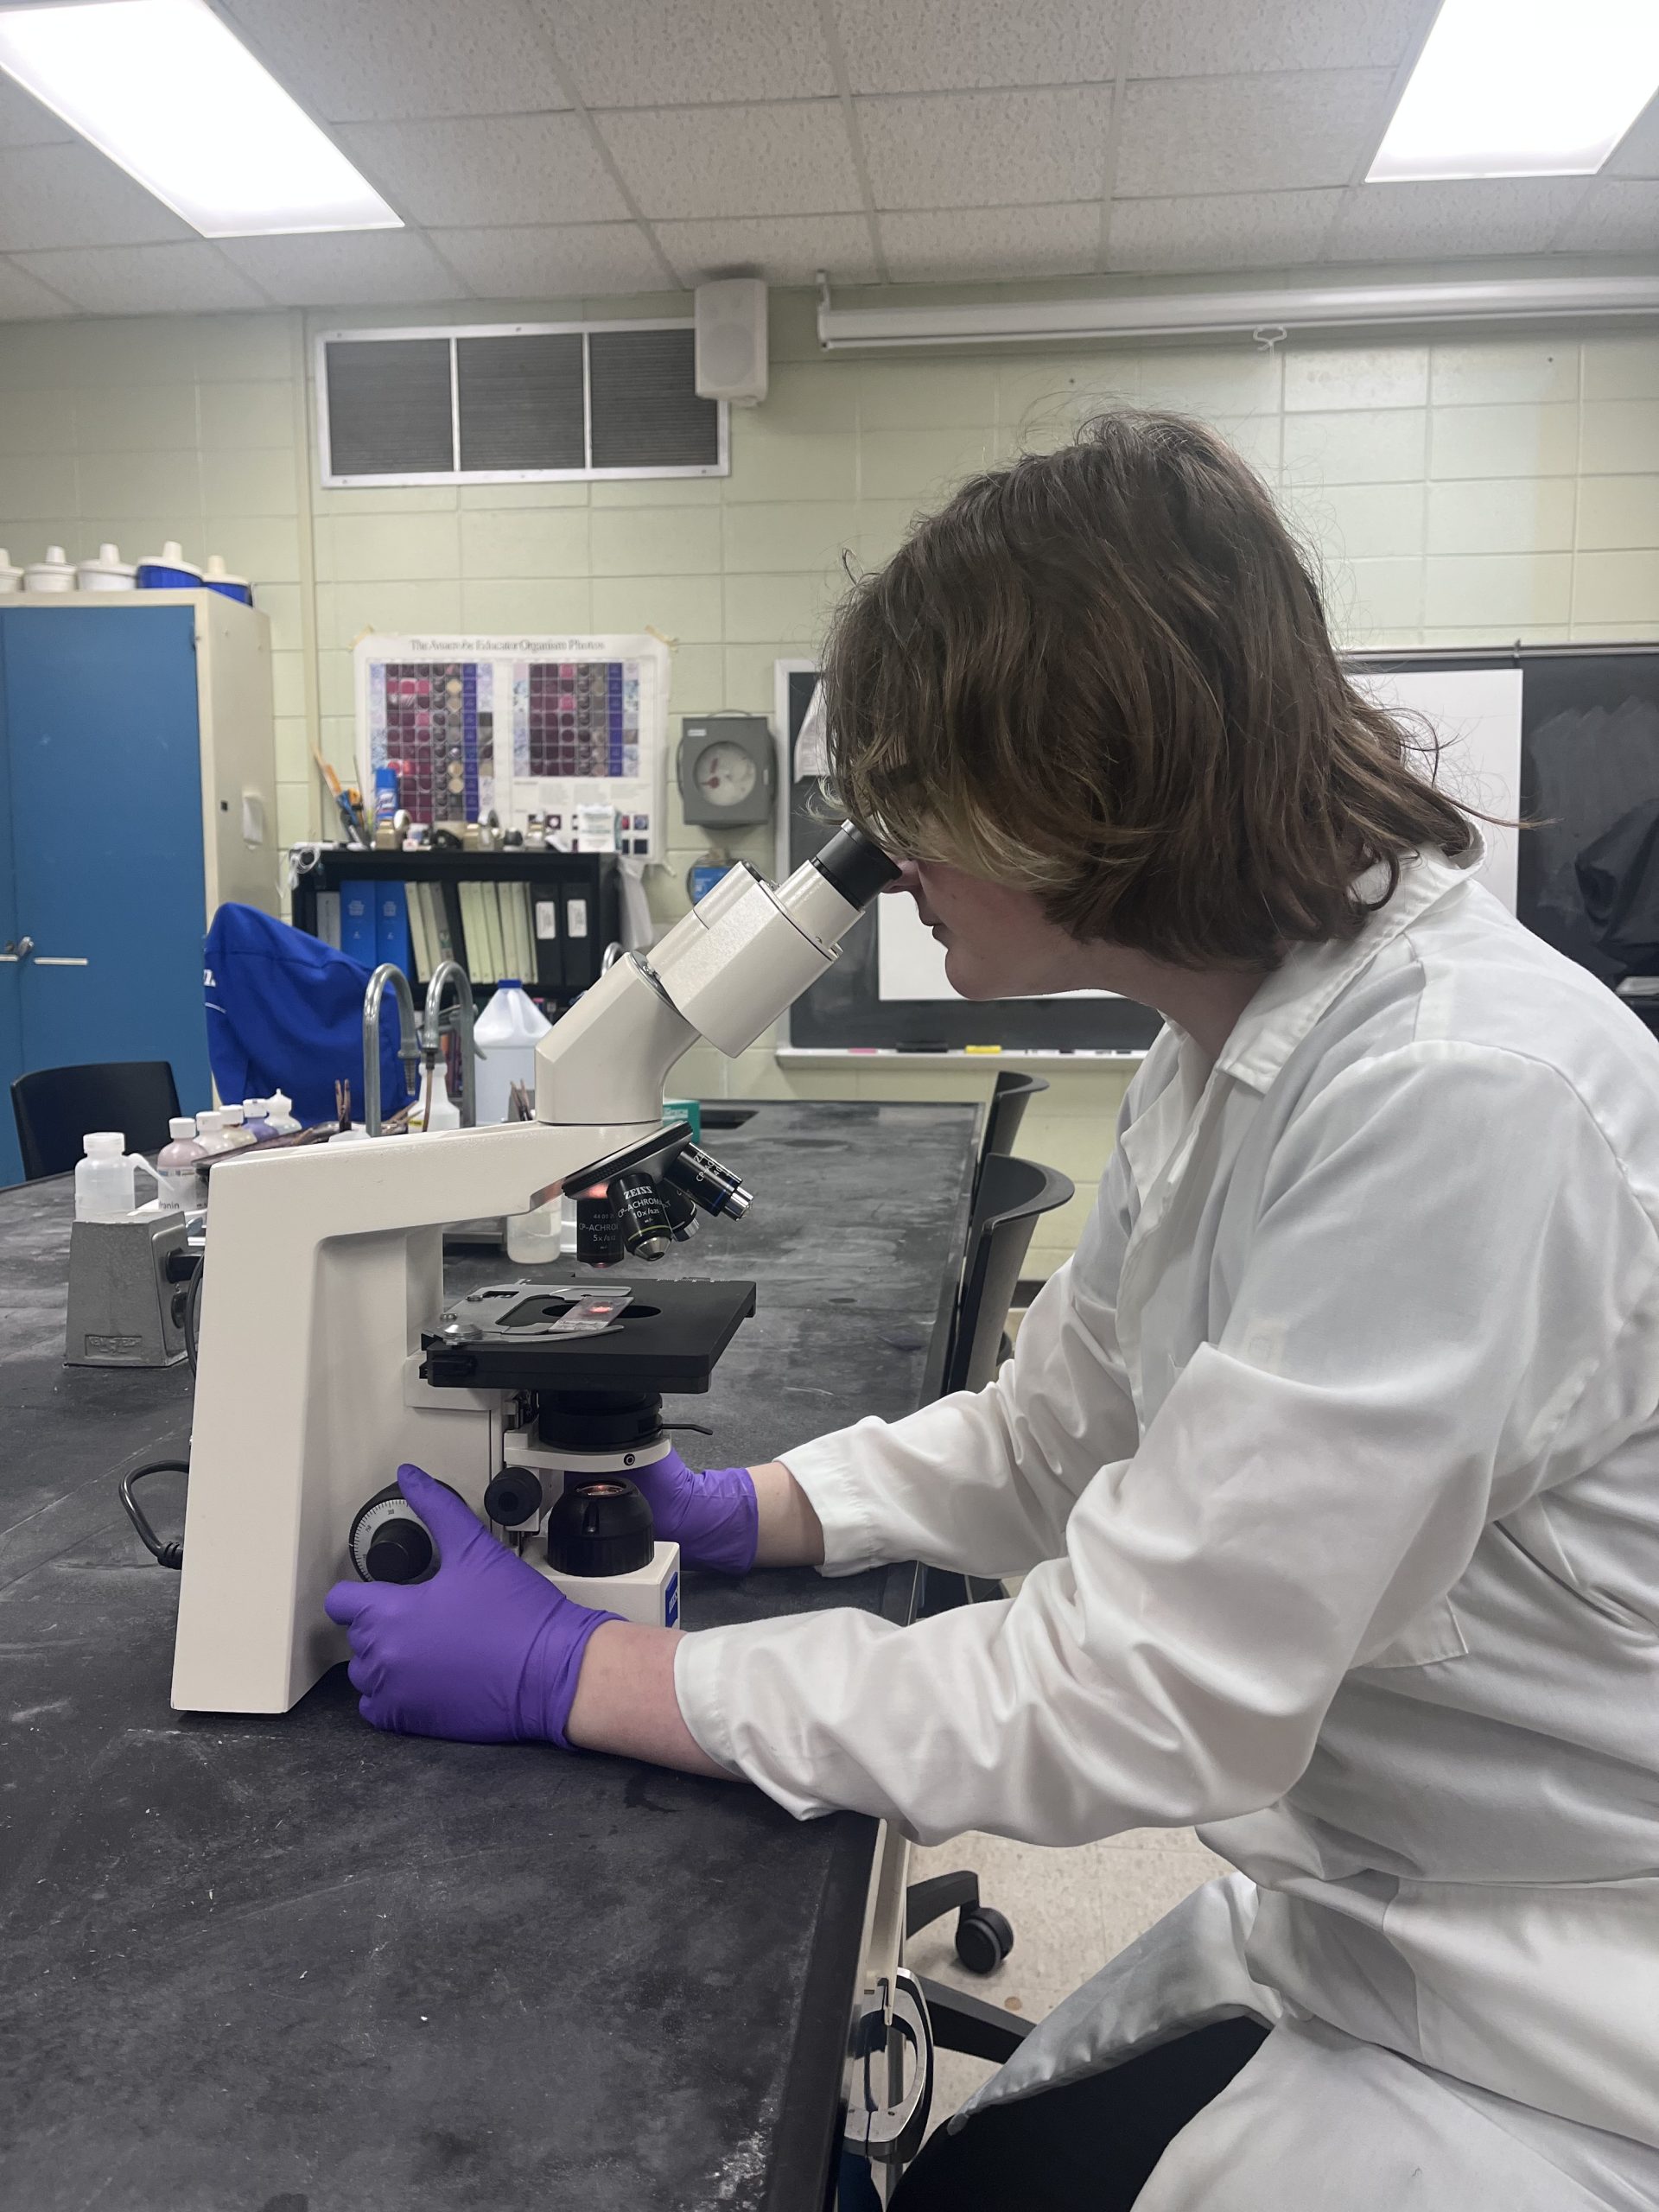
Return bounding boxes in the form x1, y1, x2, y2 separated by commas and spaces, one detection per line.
366, 1517, 433, 1583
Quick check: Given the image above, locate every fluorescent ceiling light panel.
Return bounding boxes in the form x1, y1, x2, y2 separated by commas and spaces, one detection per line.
0, 0, 401, 235
1369, 0, 1659, 181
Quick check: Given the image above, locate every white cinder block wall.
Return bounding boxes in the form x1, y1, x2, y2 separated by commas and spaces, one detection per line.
1, 288, 1655, 1274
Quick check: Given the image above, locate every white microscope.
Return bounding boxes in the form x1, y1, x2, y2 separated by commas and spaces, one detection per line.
170, 824, 897, 1713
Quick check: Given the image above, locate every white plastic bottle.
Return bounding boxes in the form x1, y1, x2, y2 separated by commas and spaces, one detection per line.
156, 1117, 206, 1210
217, 1104, 257, 1150
264, 1089, 301, 1136
74, 1133, 148, 1220
473, 980, 551, 1123
410, 1060, 461, 1131
241, 1097, 275, 1141
194, 1109, 232, 1157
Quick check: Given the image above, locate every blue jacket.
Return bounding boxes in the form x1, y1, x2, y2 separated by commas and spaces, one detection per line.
204, 904, 410, 1128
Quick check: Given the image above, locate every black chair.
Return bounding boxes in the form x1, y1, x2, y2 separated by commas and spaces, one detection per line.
944, 1152, 1075, 1396
979, 1068, 1047, 1181
11, 1061, 181, 1181
905, 1148, 1077, 2062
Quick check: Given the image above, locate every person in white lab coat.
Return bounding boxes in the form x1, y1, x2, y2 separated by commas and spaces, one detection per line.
333, 414, 1659, 2210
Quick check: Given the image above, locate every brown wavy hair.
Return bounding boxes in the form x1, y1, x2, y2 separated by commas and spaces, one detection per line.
822, 409, 1474, 969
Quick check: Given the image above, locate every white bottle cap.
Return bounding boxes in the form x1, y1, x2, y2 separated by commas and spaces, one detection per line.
268, 1089, 292, 1116
221, 1104, 245, 1125
196, 1110, 223, 1133
85, 1130, 124, 1156
243, 1097, 268, 1115
168, 1117, 196, 1141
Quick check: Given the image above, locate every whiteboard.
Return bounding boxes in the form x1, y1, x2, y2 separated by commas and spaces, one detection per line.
1352, 666, 1522, 913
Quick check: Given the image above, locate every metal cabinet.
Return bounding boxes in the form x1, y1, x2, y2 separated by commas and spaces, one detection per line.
0, 593, 278, 1185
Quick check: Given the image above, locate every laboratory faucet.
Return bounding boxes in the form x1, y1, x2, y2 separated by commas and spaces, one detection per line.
362, 963, 421, 1138
421, 959, 478, 1128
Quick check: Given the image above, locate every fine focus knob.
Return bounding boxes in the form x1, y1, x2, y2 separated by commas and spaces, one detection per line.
366, 1517, 433, 1583
484, 1465, 545, 1529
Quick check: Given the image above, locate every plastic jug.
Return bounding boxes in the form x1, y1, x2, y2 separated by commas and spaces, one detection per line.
74, 1133, 159, 1221
77, 542, 137, 593
24, 545, 75, 594
156, 1117, 206, 1210
264, 1089, 301, 1136
474, 981, 551, 1123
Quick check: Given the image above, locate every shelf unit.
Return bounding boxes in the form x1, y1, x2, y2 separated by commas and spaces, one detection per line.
289, 847, 620, 1012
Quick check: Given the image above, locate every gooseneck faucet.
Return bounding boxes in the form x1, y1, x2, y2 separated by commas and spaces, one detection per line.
421, 959, 478, 1128
362, 964, 420, 1138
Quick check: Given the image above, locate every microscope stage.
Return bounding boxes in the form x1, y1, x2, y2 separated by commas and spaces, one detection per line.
420, 1277, 757, 1394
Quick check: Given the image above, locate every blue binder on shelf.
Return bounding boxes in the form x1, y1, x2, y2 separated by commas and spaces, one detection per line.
375, 881, 411, 976
340, 879, 377, 969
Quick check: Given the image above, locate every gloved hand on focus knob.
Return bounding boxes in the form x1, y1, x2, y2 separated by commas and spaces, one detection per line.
324, 1463, 618, 1745
626, 1446, 757, 1574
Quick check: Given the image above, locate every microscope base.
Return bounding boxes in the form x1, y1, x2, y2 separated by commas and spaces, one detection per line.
530, 1539, 681, 1629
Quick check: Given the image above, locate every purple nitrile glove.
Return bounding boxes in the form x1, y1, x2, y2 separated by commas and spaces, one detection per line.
627, 1445, 758, 1574
323, 1463, 619, 1746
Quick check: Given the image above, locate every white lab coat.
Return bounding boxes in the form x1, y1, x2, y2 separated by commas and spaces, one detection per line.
675, 841, 1659, 2205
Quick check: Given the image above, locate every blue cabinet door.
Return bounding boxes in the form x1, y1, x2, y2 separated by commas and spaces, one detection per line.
0, 620, 22, 1185
0, 606, 211, 1185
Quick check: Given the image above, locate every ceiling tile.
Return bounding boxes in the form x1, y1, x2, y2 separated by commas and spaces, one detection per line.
429, 222, 667, 297
1327, 178, 1589, 260
880, 203, 1100, 282
859, 88, 1114, 209
830, 0, 1116, 93
1609, 92, 1659, 179
1127, 0, 1433, 78
334, 114, 629, 227
0, 143, 194, 251
12, 244, 270, 315
535, 0, 833, 106
1115, 70, 1394, 197
0, 73, 73, 149
1556, 181, 1659, 254
655, 213, 880, 285
0, 256, 75, 319
1107, 188, 1342, 272
219, 0, 570, 122
217, 229, 463, 307
595, 101, 861, 219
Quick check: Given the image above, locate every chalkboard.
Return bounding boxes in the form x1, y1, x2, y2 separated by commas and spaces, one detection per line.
779, 650, 1659, 1053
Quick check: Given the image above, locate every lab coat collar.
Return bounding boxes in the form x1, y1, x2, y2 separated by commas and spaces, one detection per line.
1214, 830, 1486, 1097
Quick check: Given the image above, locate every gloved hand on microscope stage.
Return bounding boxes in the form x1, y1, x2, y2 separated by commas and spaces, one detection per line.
626, 1446, 758, 1574
324, 1464, 619, 1745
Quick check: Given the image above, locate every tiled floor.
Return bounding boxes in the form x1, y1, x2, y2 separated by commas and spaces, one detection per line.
905, 1826, 1229, 2133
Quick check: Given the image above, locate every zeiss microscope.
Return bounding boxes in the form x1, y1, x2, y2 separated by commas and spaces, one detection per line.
170, 825, 897, 1713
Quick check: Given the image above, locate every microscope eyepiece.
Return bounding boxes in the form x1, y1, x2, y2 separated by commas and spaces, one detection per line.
810, 822, 900, 911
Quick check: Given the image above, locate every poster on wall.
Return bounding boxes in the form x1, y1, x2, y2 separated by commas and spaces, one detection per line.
354, 632, 670, 863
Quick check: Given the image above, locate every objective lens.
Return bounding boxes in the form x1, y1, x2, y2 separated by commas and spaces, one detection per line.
612, 1170, 672, 1261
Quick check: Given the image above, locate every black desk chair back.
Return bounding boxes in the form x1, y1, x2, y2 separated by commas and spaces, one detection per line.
976, 1069, 1046, 1193
11, 1061, 181, 1182
906, 1146, 1075, 2075
945, 1150, 1074, 1397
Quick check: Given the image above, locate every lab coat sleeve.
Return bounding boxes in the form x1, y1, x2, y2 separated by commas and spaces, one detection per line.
676, 1043, 1659, 1841
779, 1140, 1141, 1580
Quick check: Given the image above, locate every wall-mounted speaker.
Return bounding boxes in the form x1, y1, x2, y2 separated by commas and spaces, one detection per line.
695, 278, 768, 406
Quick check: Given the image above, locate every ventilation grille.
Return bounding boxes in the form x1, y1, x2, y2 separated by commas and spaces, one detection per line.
318, 321, 724, 485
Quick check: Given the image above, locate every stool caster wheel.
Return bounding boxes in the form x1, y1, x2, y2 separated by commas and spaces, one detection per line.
954, 1904, 1014, 1974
